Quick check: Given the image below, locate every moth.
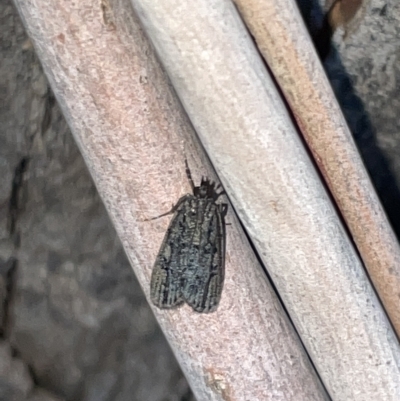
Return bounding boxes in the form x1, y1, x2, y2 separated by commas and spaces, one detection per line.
149, 161, 227, 313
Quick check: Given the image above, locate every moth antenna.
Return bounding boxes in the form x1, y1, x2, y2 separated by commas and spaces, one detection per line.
184, 158, 195, 191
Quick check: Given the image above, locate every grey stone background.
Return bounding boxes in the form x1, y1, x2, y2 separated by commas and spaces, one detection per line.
1, 0, 399, 400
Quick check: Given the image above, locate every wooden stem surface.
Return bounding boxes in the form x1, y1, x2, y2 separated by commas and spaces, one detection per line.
233, 0, 400, 339
130, 0, 400, 399
12, 0, 330, 399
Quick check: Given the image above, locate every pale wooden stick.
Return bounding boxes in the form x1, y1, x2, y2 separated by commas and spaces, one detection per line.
232, 0, 400, 339
12, 0, 330, 399
130, 0, 400, 399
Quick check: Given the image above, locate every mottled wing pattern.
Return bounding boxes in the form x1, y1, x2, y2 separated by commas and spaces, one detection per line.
150, 174, 227, 313
150, 195, 193, 308
182, 200, 226, 313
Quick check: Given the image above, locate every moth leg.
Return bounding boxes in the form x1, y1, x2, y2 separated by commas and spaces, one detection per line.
214, 184, 226, 201
144, 208, 176, 222
143, 194, 192, 221
219, 203, 228, 217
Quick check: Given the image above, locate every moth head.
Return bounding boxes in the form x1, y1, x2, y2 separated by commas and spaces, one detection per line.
195, 177, 216, 199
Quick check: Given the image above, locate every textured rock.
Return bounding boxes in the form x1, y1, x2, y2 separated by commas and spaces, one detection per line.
0, 1, 192, 400
0, 341, 33, 401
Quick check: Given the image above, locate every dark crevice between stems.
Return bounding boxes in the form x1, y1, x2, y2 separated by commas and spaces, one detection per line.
0, 258, 18, 339
8, 157, 29, 240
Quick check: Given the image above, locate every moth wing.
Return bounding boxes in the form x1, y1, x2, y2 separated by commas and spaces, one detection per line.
183, 203, 226, 313
150, 260, 183, 309
150, 196, 192, 309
